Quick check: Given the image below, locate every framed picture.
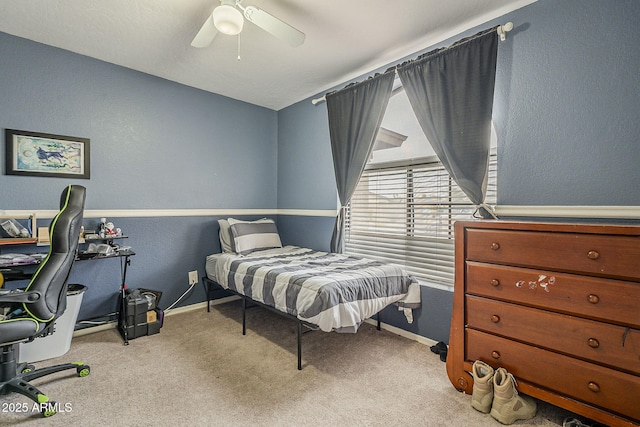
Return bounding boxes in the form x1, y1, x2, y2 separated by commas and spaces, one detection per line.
5, 129, 90, 179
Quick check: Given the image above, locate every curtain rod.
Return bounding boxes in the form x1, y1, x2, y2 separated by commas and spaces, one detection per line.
311, 22, 513, 106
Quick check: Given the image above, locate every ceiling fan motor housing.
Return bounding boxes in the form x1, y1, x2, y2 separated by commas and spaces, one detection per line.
191, 0, 305, 49
213, 0, 244, 35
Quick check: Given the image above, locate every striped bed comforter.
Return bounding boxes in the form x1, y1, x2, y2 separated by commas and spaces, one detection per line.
205, 246, 420, 333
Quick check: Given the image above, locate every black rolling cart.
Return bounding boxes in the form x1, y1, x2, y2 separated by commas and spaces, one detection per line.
78, 234, 137, 345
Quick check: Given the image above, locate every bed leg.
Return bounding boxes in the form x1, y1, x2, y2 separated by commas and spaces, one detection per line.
377, 313, 381, 331
202, 277, 211, 312
242, 297, 247, 335
297, 321, 302, 371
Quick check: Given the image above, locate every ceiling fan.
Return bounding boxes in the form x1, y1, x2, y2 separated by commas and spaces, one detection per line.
191, 0, 305, 49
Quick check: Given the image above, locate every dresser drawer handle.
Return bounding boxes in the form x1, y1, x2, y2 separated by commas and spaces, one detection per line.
491, 315, 500, 323
587, 294, 600, 304
490, 279, 500, 287
490, 242, 500, 250
587, 338, 600, 348
587, 250, 600, 260
491, 351, 501, 359
588, 382, 600, 393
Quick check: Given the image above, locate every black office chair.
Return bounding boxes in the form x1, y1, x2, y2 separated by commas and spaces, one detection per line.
0, 185, 89, 417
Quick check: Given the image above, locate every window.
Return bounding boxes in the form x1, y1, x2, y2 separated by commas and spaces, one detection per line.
344, 85, 497, 288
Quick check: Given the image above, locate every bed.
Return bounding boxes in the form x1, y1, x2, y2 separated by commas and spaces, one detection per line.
203, 218, 421, 369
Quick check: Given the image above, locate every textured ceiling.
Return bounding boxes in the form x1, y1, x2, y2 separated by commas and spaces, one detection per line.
0, 0, 535, 110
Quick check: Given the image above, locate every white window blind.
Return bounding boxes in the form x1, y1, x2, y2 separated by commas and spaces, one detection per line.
345, 154, 497, 287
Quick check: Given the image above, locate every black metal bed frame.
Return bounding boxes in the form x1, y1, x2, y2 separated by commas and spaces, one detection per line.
202, 276, 381, 370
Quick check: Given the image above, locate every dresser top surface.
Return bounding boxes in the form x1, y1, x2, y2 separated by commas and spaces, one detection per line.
455, 220, 640, 236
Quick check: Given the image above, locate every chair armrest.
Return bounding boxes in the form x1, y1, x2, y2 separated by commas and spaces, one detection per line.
0, 289, 42, 303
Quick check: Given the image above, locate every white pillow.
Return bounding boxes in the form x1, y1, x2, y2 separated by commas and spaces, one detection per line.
227, 218, 282, 255
218, 219, 233, 253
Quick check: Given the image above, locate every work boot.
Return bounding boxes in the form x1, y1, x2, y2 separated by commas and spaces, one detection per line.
471, 360, 494, 413
490, 367, 537, 424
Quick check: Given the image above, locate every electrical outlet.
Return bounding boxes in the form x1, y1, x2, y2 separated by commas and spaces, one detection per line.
188, 270, 198, 286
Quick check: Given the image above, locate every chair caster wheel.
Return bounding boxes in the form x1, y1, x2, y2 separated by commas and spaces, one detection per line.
42, 401, 57, 417
21, 364, 35, 373
77, 364, 90, 377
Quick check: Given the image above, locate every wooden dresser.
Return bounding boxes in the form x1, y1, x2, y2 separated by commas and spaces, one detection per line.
446, 220, 640, 427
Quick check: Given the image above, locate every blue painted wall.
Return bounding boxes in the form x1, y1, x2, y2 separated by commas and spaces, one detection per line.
0, 34, 278, 210
276, 0, 640, 342
2, 0, 639, 344
494, 0, 640, 205
0, 32, 277, 324
278, 0, 640, 211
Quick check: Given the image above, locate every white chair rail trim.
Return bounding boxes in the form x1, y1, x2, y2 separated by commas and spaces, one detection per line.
496, 205, 640, 219
1, 208, 338, 219
4, 206, 639, 220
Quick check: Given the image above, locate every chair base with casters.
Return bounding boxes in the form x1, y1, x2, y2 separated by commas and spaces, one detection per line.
0, 341, 90, 417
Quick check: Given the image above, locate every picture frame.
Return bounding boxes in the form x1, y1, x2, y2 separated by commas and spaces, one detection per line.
5, 129, 90, 179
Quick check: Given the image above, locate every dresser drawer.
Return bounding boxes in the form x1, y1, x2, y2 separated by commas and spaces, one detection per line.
465, 229, 640, 280
466, 261, 640, 327
466, 329, 640, 421
466, 295, 640, 374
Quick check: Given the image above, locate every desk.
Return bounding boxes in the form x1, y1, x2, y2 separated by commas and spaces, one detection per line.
0, 249, 135, 282
0, 238, 135, 345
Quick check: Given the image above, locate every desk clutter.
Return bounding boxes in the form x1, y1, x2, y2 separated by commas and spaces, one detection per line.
120, 288, 163, 340
0, 253, 46, 267
1, 218, 30, 238
77, 218, 133, 259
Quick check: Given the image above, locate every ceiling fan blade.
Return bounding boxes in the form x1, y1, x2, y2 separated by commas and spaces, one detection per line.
243, 5, 305, 47
191, 14, 219, 48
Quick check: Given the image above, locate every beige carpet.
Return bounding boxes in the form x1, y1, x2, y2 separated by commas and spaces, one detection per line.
1, 300, 580, 426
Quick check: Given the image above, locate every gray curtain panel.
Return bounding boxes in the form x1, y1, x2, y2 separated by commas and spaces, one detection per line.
397, 28, 498, 218
326, 69, 395, 253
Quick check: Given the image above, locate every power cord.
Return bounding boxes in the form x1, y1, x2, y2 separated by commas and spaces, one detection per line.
163, 281, 197, 314
76, 312, 119, 326
78, 319, 112, 326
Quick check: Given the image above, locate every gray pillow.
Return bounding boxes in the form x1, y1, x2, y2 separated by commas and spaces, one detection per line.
218, 219, 233, 253
227, 218, 282, 255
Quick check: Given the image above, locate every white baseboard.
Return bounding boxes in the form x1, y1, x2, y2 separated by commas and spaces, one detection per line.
364, 318, 439, 348
73, 321, 117, 337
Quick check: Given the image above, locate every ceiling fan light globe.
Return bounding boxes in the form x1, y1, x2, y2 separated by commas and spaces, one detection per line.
213, 4, 244, 35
